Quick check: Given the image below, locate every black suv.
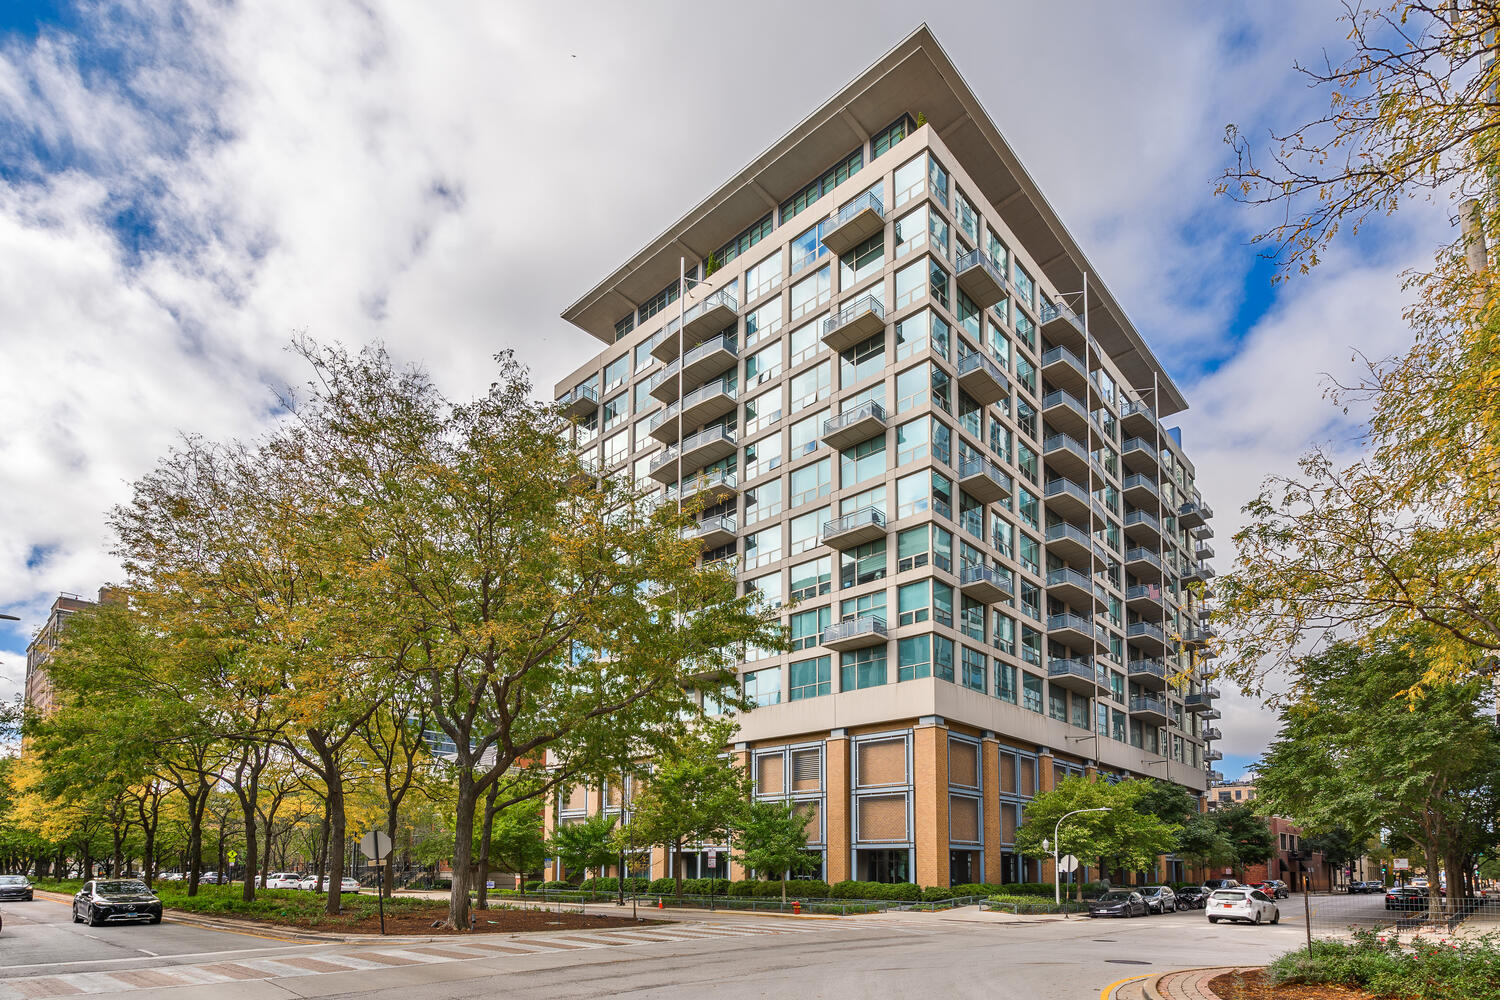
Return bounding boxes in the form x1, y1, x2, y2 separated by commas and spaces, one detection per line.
72, 879, 163, 926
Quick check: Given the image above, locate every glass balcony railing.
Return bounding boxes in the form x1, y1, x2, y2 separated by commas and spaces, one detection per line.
1047, 612, 1095, 639
1040, 299, 1084, 336
835, 190, 885, 228
1043, 433, 1090, 465
1122, 473, 1159, 497
823, 294, 885, 339
1041, 345, 1087, 376
1130, 694, 1168, 716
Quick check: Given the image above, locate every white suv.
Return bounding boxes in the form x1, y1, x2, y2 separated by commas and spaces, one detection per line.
1206, 888, 1280, 925
265, 873, 301, 889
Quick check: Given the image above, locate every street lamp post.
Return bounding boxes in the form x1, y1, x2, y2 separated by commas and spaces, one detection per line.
1054, 807, 1111, 906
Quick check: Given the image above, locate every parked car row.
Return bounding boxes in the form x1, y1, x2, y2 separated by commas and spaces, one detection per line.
265, 872, 360, 893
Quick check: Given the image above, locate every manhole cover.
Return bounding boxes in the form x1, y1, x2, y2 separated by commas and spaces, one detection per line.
1092, 939, 1118, 942
1106, 960, 1152, 966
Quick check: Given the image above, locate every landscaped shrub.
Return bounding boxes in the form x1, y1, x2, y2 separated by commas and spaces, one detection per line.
524, 880, 544, 892
539, 880, 572, 891
1267, 931, 1500, 1000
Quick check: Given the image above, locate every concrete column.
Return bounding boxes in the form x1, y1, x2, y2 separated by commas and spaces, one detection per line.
1038, 749, 1055, 885
913, 718, 949, 888
981, 737, 1002, 884
729, 745, 751, 881
825, 732, 851, 884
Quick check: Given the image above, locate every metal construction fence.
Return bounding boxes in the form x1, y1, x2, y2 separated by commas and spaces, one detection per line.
1300, 889, 1500, 941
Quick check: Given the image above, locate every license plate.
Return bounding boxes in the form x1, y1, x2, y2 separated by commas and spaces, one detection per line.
1221, 903, 1233, 908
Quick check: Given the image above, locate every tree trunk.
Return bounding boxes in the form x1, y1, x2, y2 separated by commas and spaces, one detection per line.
383, 804, 399, 899
448, 775, 478, 930
476, 783, 500, 910
1422, 843, 1444, 916
315, 805, 331, 895
323, 771, 347, 915
674, 839, 684, 899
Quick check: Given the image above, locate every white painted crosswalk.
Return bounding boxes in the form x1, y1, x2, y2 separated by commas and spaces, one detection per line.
0, 919, 839, 998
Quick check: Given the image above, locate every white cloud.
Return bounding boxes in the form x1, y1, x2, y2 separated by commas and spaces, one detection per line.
0, 0, 1443, 778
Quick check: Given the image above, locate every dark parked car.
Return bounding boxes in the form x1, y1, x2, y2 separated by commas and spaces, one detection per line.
0, 876, 33, 901
1175, 885, 1212, 909
72, 879, 163, 926
1202, 878, 1239, 890
1349, 881, 1382, 894
1385, 887, 1427, 911
1088, 890, 1149, 918
1138, 885, 1177, 914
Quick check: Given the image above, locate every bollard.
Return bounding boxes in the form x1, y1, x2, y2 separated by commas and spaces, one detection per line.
793, 900, 802, 915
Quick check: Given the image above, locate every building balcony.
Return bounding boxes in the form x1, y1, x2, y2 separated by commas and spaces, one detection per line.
1204, 748, 1223, 762
650, 334, 738, 403
1123, 509, 1162, 545
1041, 388, 1089, 438
1042, 432, 1091, 481
566, 457, 600, 489
1040, 299, 1085, 349
1047, 566, 1101, 609
559, 384, 599, 420
1043, 477, 1094, 522
649, 379, 738, 444
667, 469, 739, 507
652, 289, 741, 363
1124, 546, 1164, 581
688, 514, 737, 549
821, 615, 889, 651
1126, 621, 1169, 654
1121, 436, 1159, 474
1122, 472, 1159, 509
1194, 542, 1215, 561
1181, 628, 1211, 650
1206, 768, 1224, 783
648, 425, 737, 483
1194, 522, 1215, 540
820, 506, 887, 550
959, 562, 1013, 604
1127, 657, 1169, 692
1040, 346, 1089, 397
1047, 657, 1099, 695
1045, 521, 1098, 564
1047, 612, 1098, 651
1199, 644, 1219, 659
821, 190, 886, 257
1196, 604, 1212, 621
956, 350, 1010, 406
1121, 400, 1158, 438
1124, 583, 1164, 614
1130, 694, 1169, 725
957, 455, 1012, 503
1202, 726, 1222, 742
823, 401, 888, 451
822, 294, 886, 353
1200, 707, 1222, 721
1178, 501, 1208, 529
954, 248, 1008, 310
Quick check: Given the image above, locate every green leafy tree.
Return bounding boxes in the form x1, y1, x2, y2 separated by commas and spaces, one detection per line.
1208, 804, 1277, 881
1014, 776, 1181, 895
1136, 779, 1198, 826
1215, 4, 1500, 694
486, 800, 546, 881
547, 810, 617, 884
1303, 828, 1363, 871
733, 800, 817, 902
625, 720, 753, 898
1175, 813, 1235, 877
1254, 635, 1500, 914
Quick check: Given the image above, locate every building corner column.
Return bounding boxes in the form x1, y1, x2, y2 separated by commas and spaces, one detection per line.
913, 717, 949, 888
825, 731, 851, 884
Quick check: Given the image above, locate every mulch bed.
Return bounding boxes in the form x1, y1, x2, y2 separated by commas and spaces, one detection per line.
264, 904, 665, 936
1208, 969, 1377, 1000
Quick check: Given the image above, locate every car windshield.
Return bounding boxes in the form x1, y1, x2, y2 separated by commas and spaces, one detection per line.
97, 880, 148, 894
1212, 890, 1246, 901
1098, 892, 1133, 902
0, 876, 26, 885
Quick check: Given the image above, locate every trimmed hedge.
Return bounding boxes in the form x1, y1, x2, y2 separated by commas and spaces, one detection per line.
646, 877, 731, 896
726, 879, 831, 898
576, 877, 650, 893
829, 880, 922, 901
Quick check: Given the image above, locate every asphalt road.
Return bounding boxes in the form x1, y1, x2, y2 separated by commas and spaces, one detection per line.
0, 895, 1312, 1000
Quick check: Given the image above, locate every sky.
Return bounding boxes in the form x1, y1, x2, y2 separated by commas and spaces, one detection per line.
0, 1, 1442, 781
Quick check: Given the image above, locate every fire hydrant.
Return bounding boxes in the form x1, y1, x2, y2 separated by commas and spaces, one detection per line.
792, 900, 802, 915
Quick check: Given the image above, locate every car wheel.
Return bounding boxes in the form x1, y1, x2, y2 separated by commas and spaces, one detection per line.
72, 905, 82, 924
1208, 916, 1219, 924
1271, 909, 1280, 925
87, 905, 102, 927
149, 914, 162, 925
1252, 911, 1262, 925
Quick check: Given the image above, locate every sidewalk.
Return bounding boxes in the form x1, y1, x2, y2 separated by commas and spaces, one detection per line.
1106, 968, 1257, 1000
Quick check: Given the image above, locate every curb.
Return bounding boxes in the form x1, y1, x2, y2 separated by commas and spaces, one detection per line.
1135, 966, 1263, 1000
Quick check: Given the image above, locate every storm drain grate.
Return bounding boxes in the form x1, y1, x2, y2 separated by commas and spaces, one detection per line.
1106, 960, 1153, 966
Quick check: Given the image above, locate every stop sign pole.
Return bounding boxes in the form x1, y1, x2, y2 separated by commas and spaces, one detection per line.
359, 831, 393, 935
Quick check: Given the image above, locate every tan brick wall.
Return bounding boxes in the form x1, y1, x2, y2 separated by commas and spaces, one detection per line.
825, 735, 850, 883
913, 723, 949, 887
981, 737, 1003, 884
1038, 751, 1055, 884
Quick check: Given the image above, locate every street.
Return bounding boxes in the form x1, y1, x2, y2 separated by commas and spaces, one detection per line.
0, 894, 1313, 999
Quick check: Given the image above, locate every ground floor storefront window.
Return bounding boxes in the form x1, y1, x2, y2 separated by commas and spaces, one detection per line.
856, 848, 911, 883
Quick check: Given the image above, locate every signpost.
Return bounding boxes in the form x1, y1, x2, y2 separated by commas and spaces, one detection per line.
706, 850, 718, 912
359, 830, 394, 935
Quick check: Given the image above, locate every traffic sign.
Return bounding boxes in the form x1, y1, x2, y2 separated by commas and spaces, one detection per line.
1394, 858, 1409, 870
706, 849, 718, 866
359, 830, 393, 860
1057, 854, 1079, 874
227, 850, 238, 865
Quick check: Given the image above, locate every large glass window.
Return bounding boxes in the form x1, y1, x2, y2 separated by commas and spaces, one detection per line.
840, 588, 886, 621
841, 436, 887, 486
895, 364, 929, 413
745, 301, 782, 346
897, 581, 930, 626
789, 411, 823, 458
840, 331, 885, 385
897, 635, 931, 681
1022, 673, 1043, 713
745, 433, 782, 480
744, 525, 782, 570
790, 457, 831, 506
840, 233, 884, 288
894, 260, 927, 309
893, 153, 927, 207
602, 393, 628, 432
992, 612, 1015, 654
894, 204, 927, 258
934, 581, 954, 627
745, 253, 783, 303
790, 265, 831, 320
789, 507, 827, 556
789, 317, 823, 367
790, 656, 831, 700
929, 259, 950, 310
790, 606, 831, 650
790, 361, 832, 411
928, 155, 950, 208
746, 340, 783, 387
961, 646, 986, 693
745, 478, 783, 524
790, 556, 832, 602
745, 667, 781, 708
745, 386, 783, 437
840, 537, 887, 588
955, 189, 978, 243
603, 355, 628, 393
960, 596, 985, 642
997, 661, 1017, 703
896, 417, 928, 465
840, 646, 887, 691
